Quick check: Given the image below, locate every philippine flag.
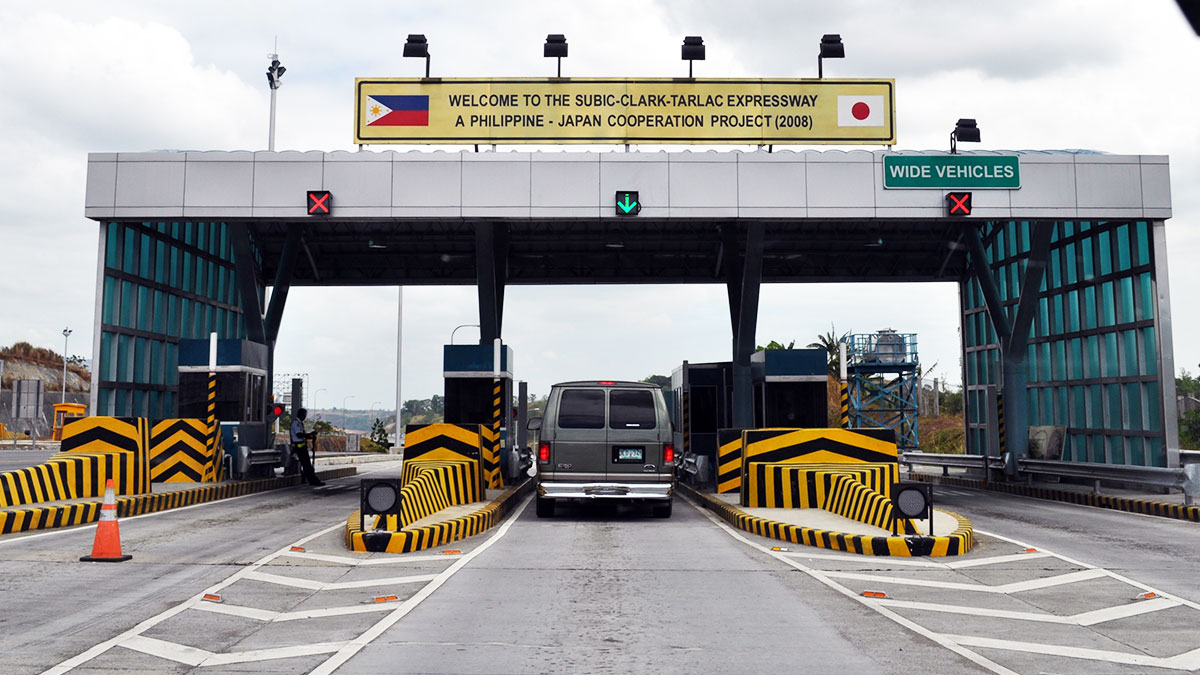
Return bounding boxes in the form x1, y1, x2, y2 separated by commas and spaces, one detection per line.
366, 95, 429, 126
836, 95, 884, 127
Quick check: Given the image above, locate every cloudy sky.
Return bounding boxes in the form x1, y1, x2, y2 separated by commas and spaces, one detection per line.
0, 1, 1197, 415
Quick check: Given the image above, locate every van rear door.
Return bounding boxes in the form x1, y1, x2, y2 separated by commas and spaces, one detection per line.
605, 388, 662, 480
551, 388, 607, 481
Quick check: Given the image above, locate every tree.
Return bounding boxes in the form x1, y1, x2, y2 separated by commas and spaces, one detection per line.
756, 340, 795, 350
807, 324, 851, 377
369, 417, 391, 448
641, 374, 672, 391
429, 394, 445, 417
1178, 368, 1200, 399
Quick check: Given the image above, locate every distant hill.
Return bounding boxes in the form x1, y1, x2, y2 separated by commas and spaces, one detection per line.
0, 342, 90, 393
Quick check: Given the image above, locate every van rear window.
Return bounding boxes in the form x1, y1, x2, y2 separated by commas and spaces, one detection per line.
610, 390, 656, 429
558, 389, 605, 429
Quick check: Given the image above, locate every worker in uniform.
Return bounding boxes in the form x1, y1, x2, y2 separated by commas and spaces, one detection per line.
289, 408, 324, 486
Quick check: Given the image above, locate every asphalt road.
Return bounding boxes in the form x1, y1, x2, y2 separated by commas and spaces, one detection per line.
0, 447, 57, 471
1, 471, 1198, 674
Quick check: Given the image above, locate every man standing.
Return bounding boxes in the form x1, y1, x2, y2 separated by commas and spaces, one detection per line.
289, 408, 325, 486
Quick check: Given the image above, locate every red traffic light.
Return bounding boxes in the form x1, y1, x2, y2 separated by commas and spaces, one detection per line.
307, 190, 332, 215
946, 191, 972, 216
272, 404, 285, 417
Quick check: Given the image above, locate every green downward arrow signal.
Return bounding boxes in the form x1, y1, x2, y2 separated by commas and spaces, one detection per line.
619, 194, 638, 213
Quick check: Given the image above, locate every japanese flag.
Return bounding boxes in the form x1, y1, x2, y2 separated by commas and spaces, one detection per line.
837, 95, 884, 127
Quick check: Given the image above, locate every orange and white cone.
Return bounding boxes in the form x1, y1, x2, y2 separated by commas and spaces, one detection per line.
80, 479, 132, 562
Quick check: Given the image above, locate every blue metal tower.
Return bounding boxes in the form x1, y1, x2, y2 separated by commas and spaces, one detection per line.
845, 331, 919, 451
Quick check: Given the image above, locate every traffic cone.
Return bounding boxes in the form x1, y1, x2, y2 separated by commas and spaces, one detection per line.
80, 479, 132, 562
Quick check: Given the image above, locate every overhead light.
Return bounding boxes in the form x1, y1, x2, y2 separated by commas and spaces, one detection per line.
681, 36, 705, 78
544, 34, 567, 77
818, 34, 844, 78
403, 34, 430, 78
368, 240, 387, 249
604, 242, 625, 249
950, 118, 980, 154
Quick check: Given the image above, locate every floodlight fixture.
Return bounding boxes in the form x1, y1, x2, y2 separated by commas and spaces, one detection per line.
404, 34, 430, 78
544, 34, 567, 77
818, 34, 844, 78
266, 53, 286, 152
681, 36, 705, 78
950, 118, 981, 154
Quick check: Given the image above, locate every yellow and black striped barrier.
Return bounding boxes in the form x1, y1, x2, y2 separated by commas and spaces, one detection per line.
379, 459, 482, 530
715, 429, 744, 494
822, 473, 916, 534
150, 419, 225, 483
739, 428, 897, 506
404, 423, 486, 491
743, 462, 900, 509
346, 478, 533, 553
1, 466, 357, 535
681, 482, 973, 557
485, 379, 504, 490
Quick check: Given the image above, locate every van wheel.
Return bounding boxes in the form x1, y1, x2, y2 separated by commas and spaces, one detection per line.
652, 499, 672, 518
536, 497, 555, 518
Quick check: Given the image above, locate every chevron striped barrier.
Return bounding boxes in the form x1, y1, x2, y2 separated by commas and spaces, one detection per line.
716, 429, 744, 494
404, 423, 486, 490
739, 428, 897, 507
1, 466, 357, 535
839, 381, 850, 428
150, 419, 225, 483
822, 473, 916, 534
743, 462, 900, 509
0, 417, 150, 510
681, 482, 973, 557
347, 478, 533, 553
377, 459, 482, 531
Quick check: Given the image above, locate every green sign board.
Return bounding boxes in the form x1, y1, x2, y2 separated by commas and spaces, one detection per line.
882, 155, 1020, 189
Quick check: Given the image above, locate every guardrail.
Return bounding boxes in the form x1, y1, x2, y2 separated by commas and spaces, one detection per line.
1018, 458, 1199, 506
900, 451, 1199, 506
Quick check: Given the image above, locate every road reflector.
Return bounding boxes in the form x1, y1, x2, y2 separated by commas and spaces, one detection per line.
862, 590, 888, 599
202, 594, 222, 603
374, 595, 399, 603
442, 550, 462, 555
1021, 548, 1038, 554
771, 546, 791, 552
1133, 591, 1158, 600
290, 546, 305, 552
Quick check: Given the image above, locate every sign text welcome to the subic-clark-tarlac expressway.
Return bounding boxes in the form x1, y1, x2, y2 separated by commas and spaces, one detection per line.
354, 78, 895, 145
882, 155, 1020, 189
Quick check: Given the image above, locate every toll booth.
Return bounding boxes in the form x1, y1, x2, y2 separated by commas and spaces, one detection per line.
670, 361, 733, 478
177, 339, 270, 461
751, 348, 828, 428
443, 343, 515, 479
51, 402, 87, 441
672, 349, 829, 483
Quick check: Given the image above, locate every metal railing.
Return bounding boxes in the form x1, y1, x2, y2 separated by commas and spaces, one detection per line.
900, 451, 1199, 506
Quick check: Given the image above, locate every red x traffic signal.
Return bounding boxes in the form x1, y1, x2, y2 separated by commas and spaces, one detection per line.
307, 190, 332, 215
946, 191, 972, 216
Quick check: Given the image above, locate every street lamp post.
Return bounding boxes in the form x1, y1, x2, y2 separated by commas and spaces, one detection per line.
266, 53, 286, 151
342, 394, 355, 429
314, 388, 326, 419
61, 328, 72, 403
450, 324, 480, 345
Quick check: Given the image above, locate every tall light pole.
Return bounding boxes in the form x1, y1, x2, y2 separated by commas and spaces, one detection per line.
266, 52, 286, 151
314, 387, 326, 419
61, 328, 72, 403
342, 394, 355, 430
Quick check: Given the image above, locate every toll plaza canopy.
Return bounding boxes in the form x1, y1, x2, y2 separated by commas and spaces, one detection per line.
83, 148, 1179, 468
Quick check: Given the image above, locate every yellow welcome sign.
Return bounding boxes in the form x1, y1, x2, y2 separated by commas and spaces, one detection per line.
354, 78, 895, 145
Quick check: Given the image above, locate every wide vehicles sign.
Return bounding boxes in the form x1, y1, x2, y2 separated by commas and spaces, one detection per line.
354, 78, 895, 145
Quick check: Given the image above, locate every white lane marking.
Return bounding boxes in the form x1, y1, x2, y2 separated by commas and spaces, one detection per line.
976, 528, 1200, 613
193, 600, 399, 623
944, 551, 1051, 568
681, 495, 1018, 675
41, 520, 348, 674
309, 494, 534, 675
2, 462, 397, 547
822, 568, 1106, 594
121, 635, 209, 666
876, 596, 1180, 626
946, 634, 1172, 669
782, 550, 946, 568
279, 550, 460, 566
243, 570, 437, 591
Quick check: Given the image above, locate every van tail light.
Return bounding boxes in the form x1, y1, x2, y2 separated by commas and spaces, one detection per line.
664, 444, 675, 464
538, 442, 550, 462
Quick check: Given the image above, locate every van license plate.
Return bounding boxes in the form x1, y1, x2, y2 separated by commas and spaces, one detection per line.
615, 447, 644, 462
